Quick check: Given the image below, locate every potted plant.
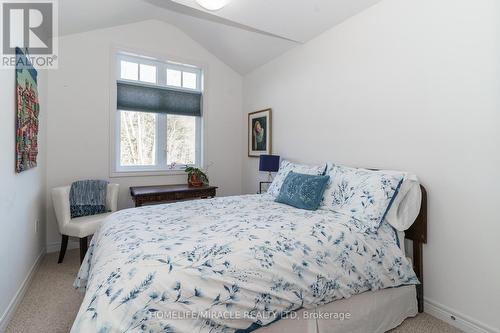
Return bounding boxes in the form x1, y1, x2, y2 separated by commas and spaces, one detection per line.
185, 166, 209, 187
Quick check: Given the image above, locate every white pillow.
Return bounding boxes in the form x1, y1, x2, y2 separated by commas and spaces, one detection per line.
371, 169, 421, 231
267, 160, 326, 198
384, 175, 422, 231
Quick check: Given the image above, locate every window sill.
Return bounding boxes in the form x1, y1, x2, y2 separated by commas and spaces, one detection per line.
110, 169, 187, 178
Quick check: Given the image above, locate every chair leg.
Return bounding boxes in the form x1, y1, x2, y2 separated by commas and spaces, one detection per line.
58, 235, 69, 264
79, 237, 88, 263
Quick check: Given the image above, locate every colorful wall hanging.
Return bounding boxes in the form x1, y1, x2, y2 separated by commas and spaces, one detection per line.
15, 47, 40, 173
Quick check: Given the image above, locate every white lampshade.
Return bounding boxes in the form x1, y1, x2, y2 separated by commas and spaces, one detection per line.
196, 0, 230, 11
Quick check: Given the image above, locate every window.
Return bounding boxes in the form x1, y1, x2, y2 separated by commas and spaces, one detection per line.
114, 53, 203, 174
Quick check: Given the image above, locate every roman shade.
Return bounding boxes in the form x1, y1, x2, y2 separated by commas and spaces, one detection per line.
117, 81, 202, 117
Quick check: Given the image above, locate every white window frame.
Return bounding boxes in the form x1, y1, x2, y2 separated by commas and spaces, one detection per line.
109, 49, 205, 177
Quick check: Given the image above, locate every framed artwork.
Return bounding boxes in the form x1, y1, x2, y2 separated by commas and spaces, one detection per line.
15, 47, 40, 173
248, 108, 272, 157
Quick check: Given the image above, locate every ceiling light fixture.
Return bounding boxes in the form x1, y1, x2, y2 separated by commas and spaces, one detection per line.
196, 0, 230, 11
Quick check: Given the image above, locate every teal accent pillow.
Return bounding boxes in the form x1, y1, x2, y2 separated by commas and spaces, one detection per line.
275, 172, 330, 211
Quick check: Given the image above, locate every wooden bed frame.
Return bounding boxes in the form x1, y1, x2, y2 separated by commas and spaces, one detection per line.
404, 185, 427, 313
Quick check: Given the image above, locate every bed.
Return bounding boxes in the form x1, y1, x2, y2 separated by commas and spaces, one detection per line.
70, 183, 427, 333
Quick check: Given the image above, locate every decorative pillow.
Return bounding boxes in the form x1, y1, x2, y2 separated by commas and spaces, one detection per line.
385, 179, 422, 231
320, 164, 404, 232
267, 160, 326, 198
275, 172, 330, 210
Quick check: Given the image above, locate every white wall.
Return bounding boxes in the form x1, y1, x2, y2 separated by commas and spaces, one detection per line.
0, 69, 47, 327
243, 0, 500, 331
46, 20, 243, 251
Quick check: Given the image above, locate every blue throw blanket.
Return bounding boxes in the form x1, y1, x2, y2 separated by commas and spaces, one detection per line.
70, 180, 109, 218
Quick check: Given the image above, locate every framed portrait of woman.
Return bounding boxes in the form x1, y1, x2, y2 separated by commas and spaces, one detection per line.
248, 108, 272, 157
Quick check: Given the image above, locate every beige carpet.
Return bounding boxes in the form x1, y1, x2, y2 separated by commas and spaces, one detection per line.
6, 250, 462, 333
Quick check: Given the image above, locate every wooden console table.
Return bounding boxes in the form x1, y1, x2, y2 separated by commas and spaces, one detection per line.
130, 184, 218, 207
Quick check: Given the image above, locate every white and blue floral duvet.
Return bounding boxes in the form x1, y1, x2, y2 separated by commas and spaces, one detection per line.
72, 194, 418, 333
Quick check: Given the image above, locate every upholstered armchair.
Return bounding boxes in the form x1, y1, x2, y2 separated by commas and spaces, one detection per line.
51, 184, 119, 263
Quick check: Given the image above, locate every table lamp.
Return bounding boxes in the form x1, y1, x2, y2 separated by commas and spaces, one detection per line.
259, 154, 280, 182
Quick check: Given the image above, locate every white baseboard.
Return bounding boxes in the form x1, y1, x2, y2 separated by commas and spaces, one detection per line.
0, 248, 46, 333
46, 240, 79, 254
425, 298, 499, 333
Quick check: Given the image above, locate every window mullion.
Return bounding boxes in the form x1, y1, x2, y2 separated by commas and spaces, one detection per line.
157, 114, 167, 168
157, 65, 167, 169
116, 111, 122, 171
158, 63, 166, 85
195, 116, 202, 167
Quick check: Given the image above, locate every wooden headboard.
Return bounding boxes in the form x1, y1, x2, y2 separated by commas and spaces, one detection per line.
404, 185, 427, 313
406, 185, 427, 244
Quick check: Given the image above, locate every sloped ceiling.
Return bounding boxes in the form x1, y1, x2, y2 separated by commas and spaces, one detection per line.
59, 0, 381, 74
